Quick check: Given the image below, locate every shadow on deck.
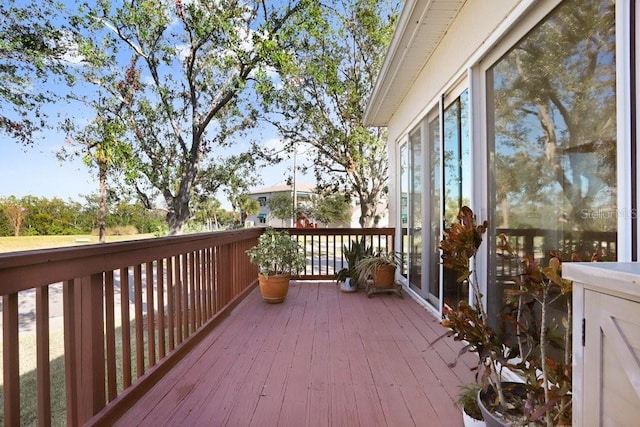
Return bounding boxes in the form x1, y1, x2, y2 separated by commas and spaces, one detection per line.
114, 281, 476, 426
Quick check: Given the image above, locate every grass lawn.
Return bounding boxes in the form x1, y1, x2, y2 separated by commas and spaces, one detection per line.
0, 234, 156, 254
0, 322, 152, 426
0, 233, 158, 424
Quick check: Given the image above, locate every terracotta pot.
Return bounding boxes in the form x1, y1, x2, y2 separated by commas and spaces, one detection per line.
258, 274, 290, 304
372, 264, 396, 288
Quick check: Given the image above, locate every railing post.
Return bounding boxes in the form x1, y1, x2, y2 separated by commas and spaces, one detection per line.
3, 293, 20, 426
76, 274, 106, 422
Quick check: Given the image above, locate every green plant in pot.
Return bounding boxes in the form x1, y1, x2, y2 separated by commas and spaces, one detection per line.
246, 228, 306, 304
335, 237, 373, 292
354, 250, 401, 290
457, 383, 485, 426
439, 206, 574, 427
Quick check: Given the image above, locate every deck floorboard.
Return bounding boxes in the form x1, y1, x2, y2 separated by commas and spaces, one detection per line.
115, 281, 476, 427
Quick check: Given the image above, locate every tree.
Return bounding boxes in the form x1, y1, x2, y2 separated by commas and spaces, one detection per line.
66, 0, 319, 235
1, 197, 27, 236
238, 195, 260, 226
62, 111, 132, 242
0, 0, 73, 145
259, 0, 400, 227
313, 193, 351, 226
267, 193, 295, 225
492, 1, 616, 232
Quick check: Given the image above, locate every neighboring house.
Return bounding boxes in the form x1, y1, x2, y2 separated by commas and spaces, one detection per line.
246, 182, 316, 227
247, 182, 388, 228
365, 0, 632, 319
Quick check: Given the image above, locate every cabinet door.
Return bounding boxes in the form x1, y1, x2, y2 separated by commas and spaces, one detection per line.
584, 290, 640, 426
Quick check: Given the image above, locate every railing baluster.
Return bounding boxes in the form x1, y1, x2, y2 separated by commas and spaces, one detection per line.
120, 267, 132, 389
77, 273, 106, 421
157, 258, 166, 359
35, 286, 51, 427
181, 253, 189, 338
195, 250, 202, 328
167, 257, 175, 350
175, 255, 183, 345
104, 272, 117, 401
146, 261, 156, 367
213, 246, 220, 312
3, 292, 20, 426
189, 252, 196, 333
133, 265, 144, 378
63, 280, 78, 426
203, 248, 210, 321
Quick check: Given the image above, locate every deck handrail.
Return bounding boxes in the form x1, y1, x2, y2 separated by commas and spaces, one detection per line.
1, 228, 261, 426
0, 226, 396, 426
284, 227, 396, 280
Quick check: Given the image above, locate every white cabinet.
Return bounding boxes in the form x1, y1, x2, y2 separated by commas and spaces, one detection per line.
564, 262, 640, 427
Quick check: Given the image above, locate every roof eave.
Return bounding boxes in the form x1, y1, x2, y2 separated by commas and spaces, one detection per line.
364, 0, 466, 127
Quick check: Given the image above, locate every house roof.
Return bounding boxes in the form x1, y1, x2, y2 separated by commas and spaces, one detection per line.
250, 182, 315, 195
363, 0, 465, 127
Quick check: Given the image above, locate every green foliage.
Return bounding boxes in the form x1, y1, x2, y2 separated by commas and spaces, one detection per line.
0, 0, 72, 145
0, 195, 164, 236
64, 0, 318, 235
237, 194, 260, 225
456, 383, 483, 421
259, 0, 401, 227
313, 193, 351, 225
246, 228, 306, 278
353, 250, 400, 285
267, 193, 294, 222
335, 237, 373, 284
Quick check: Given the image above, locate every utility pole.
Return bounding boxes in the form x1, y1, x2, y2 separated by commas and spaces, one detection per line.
292, 142, 297, 227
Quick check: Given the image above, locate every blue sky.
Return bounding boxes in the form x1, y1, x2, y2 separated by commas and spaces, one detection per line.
0, 134, 95, 201
1, 1, 317, 207
0, 131, 313, 206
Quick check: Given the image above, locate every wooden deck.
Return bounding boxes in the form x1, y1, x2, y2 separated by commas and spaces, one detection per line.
114, 281, 477, 426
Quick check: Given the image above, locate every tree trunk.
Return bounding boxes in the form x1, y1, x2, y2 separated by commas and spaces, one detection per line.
166, 196, 191, 235
98, 162, 107, 243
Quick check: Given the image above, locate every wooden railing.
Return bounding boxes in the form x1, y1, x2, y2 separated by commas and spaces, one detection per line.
285, 227, 396, 280
0, 229, 261, 426
495, 228, 617, 279
0, 227, 395, 426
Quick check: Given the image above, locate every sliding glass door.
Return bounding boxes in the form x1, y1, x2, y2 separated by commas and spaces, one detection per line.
442, 89, 471, 305
486, 0, 617, 318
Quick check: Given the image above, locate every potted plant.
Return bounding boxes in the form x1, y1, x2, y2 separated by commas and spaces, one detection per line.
457, 383, 485, 427
246, 228, 306, 304
335, 237, 373, 292
354, 250, 402, 297
439, 206, 573, 426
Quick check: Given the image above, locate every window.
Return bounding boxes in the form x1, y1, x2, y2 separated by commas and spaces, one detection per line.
258, 197, 267, 207
487, 0, 617, 317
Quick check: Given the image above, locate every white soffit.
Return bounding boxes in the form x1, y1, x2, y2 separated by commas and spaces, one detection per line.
364, 0, 466, 126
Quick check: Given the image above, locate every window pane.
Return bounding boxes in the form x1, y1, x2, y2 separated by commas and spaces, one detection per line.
488, 0, 617, 313
400, 142, 409, 276
409, 128, 423, 290
443, 90, 470, 305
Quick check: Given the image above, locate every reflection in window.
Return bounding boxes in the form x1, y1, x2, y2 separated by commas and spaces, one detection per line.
400, 143, 409, 276
488, 0, 616, 315
444, 90, 471, 226
409, 128, 423, 290
428, 115, 441, 304
443, 90, 470, 304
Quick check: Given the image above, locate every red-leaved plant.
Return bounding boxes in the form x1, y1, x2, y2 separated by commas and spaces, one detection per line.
439, 206, 581, 426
